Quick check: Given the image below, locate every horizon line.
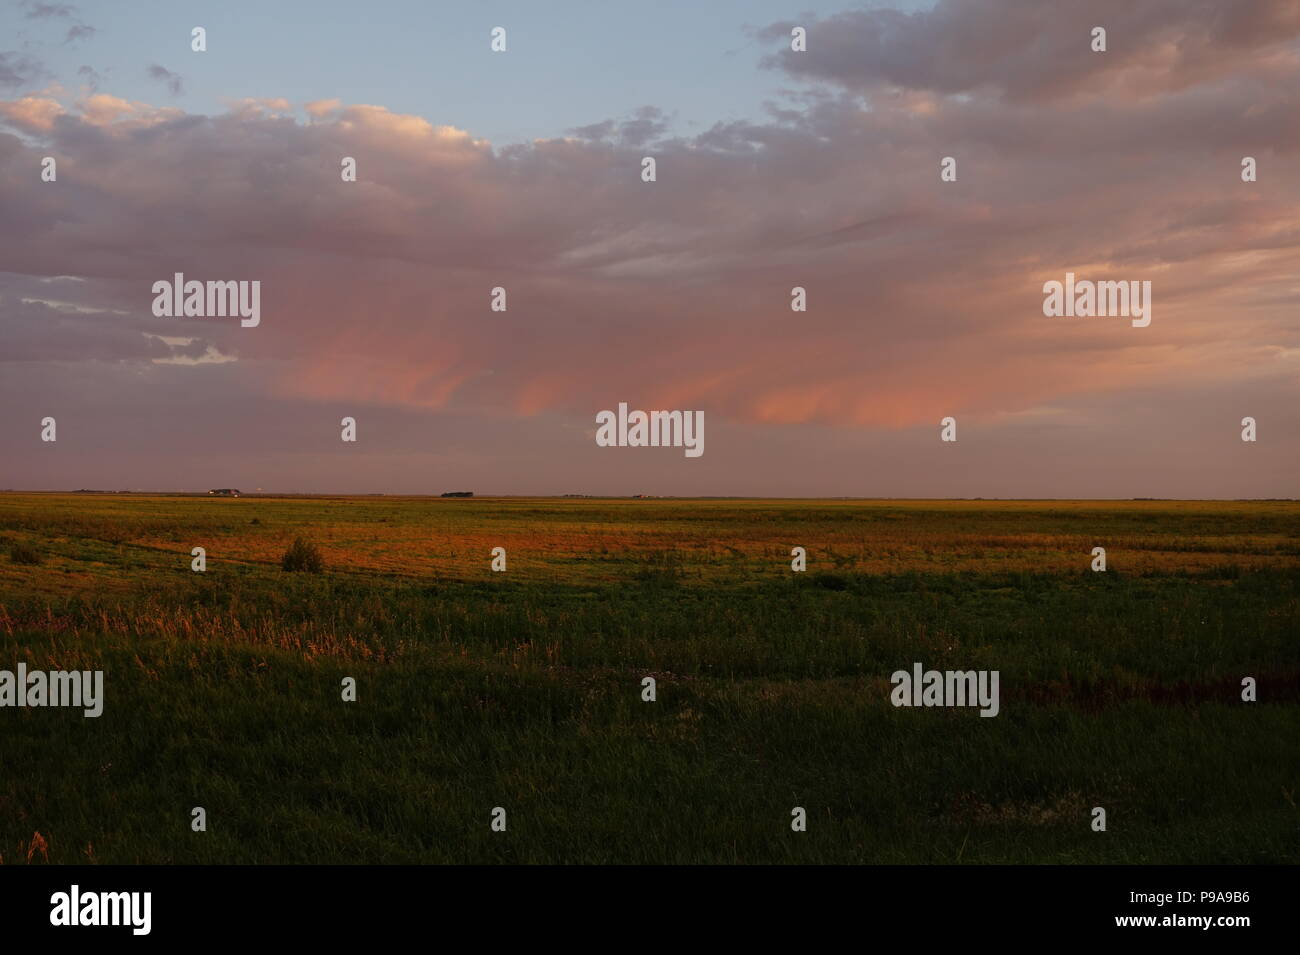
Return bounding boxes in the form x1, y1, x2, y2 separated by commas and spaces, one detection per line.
2, 490, 1296, 503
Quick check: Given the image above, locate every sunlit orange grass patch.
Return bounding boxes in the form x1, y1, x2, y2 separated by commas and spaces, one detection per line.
0, 559, 145, 599
120, 509, 1294, 582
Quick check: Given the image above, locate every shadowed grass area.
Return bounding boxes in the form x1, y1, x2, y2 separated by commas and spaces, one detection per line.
0, 494, 1296, 863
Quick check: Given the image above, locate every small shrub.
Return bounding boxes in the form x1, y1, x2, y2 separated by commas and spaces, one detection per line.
9, 542, 42, 565
281, 537, 324, 573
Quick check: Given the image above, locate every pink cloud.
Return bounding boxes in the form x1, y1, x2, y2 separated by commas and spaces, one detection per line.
0, 7, 1297, 462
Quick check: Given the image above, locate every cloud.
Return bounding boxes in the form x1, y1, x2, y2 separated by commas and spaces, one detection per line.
74, 92, 182, 127
223, 97, 293, 119
3, 87, 1294, 431
76, 64, 101, 92
20, 2, 95, 46
0, 52, 46, 89
0, 1, 1297, 494
568, 106, 670, 147
64, 23, 95, 45
759, 0, 1300, 104
21, 2, 76, 19
0, 280, 215, 364
146, 64, 183, 96
0, 92, 64, 130
304, 98, 342, 119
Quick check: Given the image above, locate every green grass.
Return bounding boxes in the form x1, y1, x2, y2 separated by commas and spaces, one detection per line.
0, 494, 1296, 864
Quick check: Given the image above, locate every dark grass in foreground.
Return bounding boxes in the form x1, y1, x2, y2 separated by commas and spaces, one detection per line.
0, 495, 1296, 863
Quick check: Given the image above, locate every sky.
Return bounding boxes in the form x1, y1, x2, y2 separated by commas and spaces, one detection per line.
1, 0, 1297, 497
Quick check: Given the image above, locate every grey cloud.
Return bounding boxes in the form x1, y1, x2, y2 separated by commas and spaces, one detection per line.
147, 64, 183, 96
0, 52, 45, 88
760, 0, 1300, 103
64, 23, 95, 45
22, 2, 77, 19
567, 106, 669, 147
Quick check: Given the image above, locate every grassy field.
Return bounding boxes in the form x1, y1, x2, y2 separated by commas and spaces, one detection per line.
0, 493, 1296, 864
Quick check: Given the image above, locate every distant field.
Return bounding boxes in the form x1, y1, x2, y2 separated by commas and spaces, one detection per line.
0, 493, 1297, 863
